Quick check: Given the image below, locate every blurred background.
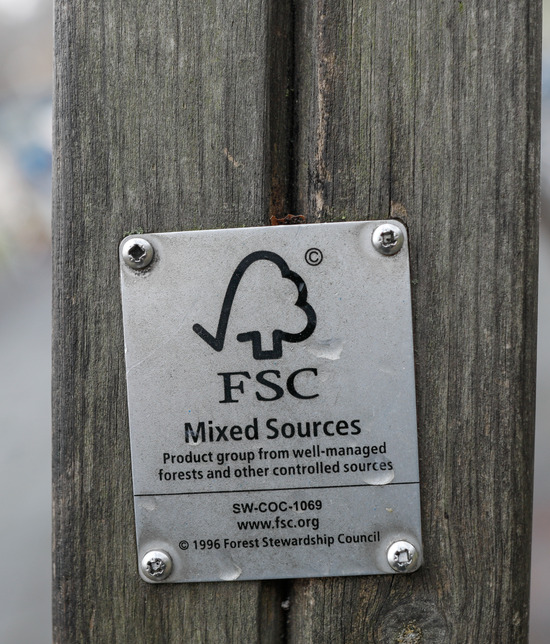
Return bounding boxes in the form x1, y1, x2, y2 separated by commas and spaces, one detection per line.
0, 1, 52, 643
0, 1, 548, 642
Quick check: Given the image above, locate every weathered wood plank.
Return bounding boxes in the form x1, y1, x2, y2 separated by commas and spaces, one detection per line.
289, 1, 540, 642
52, 0, 290, 641
54, 0, 540, 641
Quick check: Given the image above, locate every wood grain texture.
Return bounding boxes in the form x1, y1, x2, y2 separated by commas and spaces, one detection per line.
290, 1, 540, 642
53, 0, 540, 642
53, 0, 289, 641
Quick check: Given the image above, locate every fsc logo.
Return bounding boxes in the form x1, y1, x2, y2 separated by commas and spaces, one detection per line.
193, 250, 317, 359
193, 249, 319, 403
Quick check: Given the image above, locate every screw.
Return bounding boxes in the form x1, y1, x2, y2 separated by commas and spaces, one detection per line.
386, 540, 420, 573
140, 550, 173, 581
122, 237, 154, 269
372, 223, 404, 256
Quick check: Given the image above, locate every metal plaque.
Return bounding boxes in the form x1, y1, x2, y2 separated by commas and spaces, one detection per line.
119, 220, 422, 583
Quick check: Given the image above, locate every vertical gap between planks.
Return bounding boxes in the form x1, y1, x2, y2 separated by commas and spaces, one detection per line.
267, 0, 294, 223
262, 2, 298, 638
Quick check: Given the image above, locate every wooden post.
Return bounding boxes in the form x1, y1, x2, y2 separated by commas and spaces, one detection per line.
53, 1, 540, 642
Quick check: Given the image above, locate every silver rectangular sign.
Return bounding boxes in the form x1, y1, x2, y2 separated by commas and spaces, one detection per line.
120, 220, 422, 583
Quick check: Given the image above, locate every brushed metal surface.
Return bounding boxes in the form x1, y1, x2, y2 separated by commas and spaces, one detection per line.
120, 220, 422, 583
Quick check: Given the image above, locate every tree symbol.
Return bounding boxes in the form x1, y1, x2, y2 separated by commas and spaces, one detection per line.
193, 250, 317, 360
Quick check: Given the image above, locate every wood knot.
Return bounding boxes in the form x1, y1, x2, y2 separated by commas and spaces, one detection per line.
396, 622, 423, 643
